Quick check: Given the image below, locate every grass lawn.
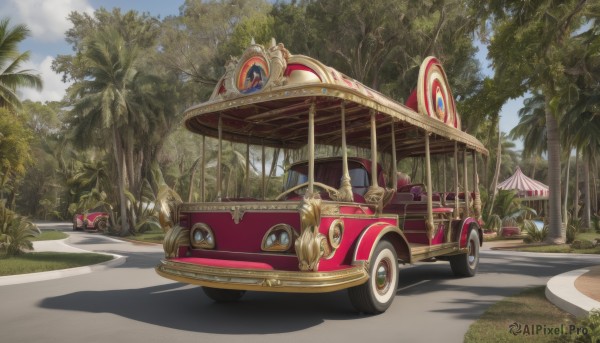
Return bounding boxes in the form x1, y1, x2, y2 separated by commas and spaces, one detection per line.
30, 230, 69, 241
465, 287, 577, 343
577, 231, 600, 241
492, 231, 600, 254
0, 252, 113, 276
515, 245, 600, 254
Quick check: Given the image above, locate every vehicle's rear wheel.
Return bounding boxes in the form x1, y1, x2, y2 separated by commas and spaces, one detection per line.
202, 287, 246, 303
449, 229, 480, 277
94, 218, 108, 232
348, 240, 398, 314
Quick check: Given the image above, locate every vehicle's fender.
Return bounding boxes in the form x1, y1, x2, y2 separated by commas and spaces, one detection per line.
457, 217, 482, 249
92, 214, 108, 225
352, 222, 412, 266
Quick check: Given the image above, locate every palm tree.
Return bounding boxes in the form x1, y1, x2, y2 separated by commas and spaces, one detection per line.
68, 28, 158, 235
0, 18, 42, 111
510, 93, 547, 159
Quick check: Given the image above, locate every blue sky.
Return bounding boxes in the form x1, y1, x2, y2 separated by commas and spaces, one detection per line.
4, 0, 523, 149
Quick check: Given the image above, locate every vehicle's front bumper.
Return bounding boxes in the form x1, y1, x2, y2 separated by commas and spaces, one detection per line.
155, 259, 368, 293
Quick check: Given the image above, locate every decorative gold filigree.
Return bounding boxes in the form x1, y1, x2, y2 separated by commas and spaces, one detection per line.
363, 186, 395, 213
473, 192, 482, 221
217, 39, 290, 100
264, 39, 289, 89
163, 225, 190, 259
230, 206, 246, 224
333, 176, 354, 202
295, 196, 328, 271
260, 278, 282, 287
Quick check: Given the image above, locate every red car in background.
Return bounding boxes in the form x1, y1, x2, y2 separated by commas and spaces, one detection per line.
73, 210, 109, 232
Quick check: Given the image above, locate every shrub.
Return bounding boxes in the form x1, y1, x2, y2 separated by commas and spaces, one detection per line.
0, 205, 40, 257
485, 214, 502, 232
567, 224, 579, 244
592, 215, 600, 234
570, 239, 596, 250
523, 222, 548, 243
557, 309, 600, 342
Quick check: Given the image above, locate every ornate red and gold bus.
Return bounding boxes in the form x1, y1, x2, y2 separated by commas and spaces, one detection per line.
156, 40, 488, 314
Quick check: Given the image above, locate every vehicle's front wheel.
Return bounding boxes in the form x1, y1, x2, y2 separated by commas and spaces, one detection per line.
94, 218, 108, 232
348, 240, 398, 314
449, 229, 480, 277
202, 287, 246, 303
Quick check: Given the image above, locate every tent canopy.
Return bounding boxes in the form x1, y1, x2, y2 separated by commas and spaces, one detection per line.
497, 167, 549, 200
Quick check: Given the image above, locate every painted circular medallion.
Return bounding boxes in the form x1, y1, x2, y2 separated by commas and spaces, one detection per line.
237, 55, 270, 94
416, 57, 459, 129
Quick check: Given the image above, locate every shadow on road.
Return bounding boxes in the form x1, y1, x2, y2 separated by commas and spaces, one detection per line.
39, 283, 363, 334
37, 250, 600, 334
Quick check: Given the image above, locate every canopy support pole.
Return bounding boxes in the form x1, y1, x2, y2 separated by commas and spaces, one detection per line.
201, 135, 205, 202
308, 102, 315, 195
391, 119, 397, 191
425, 132, 434, 239
216, 115, 222, 202
339, 102, 353, 201
245, 139, 250, 197
454, 142, 460, 219
463, 149, 470, 218
262, 143, 266, 200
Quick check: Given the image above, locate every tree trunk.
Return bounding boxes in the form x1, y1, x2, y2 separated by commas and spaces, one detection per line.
188, 157, 202, 202
583, 154, 591, 229
544, 97, 564, 243
563, 150, 571, 226
112, 126, 129, 236
488, 129, 502, 219
574, 149, 579, 221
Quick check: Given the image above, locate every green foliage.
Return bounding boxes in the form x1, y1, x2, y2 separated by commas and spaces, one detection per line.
485, 214, 502, 232
593, 215, 600, 234
0, 108, 33, 183
523, 224, 548, 244
570, 240, 596, 250
554, 309, 600, 343
0, 18, 43, 111
566, 216, 586, 244
0, 204, 40, 257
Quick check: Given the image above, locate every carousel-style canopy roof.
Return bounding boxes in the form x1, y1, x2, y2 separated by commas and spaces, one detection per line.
497, 167, 549, 200
183, 39, 488, 157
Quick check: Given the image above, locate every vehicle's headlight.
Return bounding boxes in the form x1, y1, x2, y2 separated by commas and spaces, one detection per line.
328, 219, 344, 249
190, 223, 215, 249
262, 224, 294, 252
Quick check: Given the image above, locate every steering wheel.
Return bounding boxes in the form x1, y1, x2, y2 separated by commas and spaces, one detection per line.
275, 182, 339, 201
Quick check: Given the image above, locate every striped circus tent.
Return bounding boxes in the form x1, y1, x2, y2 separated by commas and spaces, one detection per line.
497, 167, 549, 200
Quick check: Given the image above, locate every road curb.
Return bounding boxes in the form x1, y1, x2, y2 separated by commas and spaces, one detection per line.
545, 268, 600, 317
0, 253, 126, 287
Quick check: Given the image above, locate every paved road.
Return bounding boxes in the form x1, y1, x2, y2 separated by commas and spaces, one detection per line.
1, 226, 599, 343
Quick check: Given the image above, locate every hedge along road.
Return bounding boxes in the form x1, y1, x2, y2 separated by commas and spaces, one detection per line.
0, 224, 599, 343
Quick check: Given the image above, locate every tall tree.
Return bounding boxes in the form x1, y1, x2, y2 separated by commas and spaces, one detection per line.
68, 27, 158, 235
470, 0, 596, 243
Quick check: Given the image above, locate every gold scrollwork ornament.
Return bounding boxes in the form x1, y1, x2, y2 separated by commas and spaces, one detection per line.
295, 197, 328, 271
163, 226, 190, 259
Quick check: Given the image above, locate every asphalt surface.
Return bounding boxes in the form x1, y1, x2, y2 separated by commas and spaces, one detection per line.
1, 225, 599, 343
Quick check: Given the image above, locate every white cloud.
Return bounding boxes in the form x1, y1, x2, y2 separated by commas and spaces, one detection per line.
18, 56, 71, 103
1, 0, 94, 42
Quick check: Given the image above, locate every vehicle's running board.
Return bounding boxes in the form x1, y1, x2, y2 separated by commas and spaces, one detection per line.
410, 243, 462, 261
